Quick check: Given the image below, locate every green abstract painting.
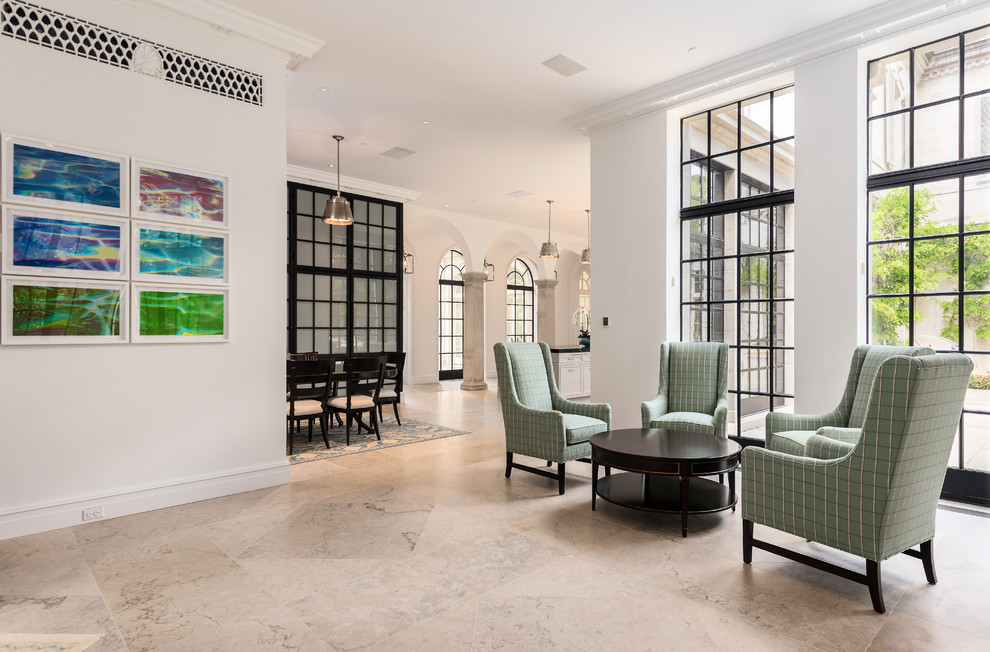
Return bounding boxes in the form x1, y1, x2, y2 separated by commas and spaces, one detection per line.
139, 289, 225, 336
11, 283, 121, 336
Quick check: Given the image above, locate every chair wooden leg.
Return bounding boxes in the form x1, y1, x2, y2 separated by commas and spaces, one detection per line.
287, 421, 293, 456
867, 560, 885, 614
371, 409, 381, 440
742, 519, 753, 564
392, 402, 401, 426
921, 539, 937, 584
346, 414, 352, 446
505, 452, 512, 478
307, 419, 313, 441
557, 463, 565, 495
546, 460, 553, 467
319, 414, 330, 449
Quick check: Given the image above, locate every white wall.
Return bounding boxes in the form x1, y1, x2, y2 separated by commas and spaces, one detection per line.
792, 49, 865, 413
589, 110, 672, 428
0, 0, 290, 538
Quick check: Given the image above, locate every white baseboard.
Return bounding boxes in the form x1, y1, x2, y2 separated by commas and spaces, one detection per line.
0, 462, 290, 541
410, 374, 441, 385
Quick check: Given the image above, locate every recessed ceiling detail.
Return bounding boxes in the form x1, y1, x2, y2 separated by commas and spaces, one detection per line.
506, 190, 533, 198
541, 53, 587, 78
380, 146, 416, 160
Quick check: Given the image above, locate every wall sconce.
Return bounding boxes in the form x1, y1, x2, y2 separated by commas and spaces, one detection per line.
484, 257, 495, 282
403, 252, 414, 274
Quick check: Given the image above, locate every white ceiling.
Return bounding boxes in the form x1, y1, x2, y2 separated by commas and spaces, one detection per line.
224, 0, 905, 233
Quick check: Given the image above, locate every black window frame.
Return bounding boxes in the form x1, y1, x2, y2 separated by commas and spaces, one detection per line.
439, 249, 465, 380
506, 258, 535, 343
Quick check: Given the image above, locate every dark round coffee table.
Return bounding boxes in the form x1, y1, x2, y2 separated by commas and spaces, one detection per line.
590, 428, 741, 537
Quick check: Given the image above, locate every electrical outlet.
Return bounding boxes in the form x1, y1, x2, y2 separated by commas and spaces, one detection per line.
82, 506, 104, 521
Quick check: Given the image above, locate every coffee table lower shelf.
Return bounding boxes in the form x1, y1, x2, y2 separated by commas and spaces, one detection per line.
595, 472, 734, 514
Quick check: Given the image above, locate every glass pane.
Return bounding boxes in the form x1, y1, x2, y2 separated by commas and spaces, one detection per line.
296, 189, 314, 215
384, 228, 397, 251
682, 112, 708, 160
915, 37, 960, 105
965, 28, 990, 94
369, 304, 381, 328
369, 329, 382, 352
683, 162, 707, 207
353, 330, 368, 353
370, 202, 383, 226
712, 303, 737, 345
913, 296, 958, 350
332, 245, 347, 268
296, 215, 313, 241
775, 300, 795, 347
296, 242, 313, 266
314, 275, 330, 298
385, 279, 398, 303
296, 301, 313, 327
739, 348, 769, 393
870, 241, 909, 294
740, 209, 771, 252
869, 297, 910, 345
296, 329, 313, 352
916, 179, 959, 234
915, 101, 959, 167
314, 192, 331, 217
369, 226, 383, 249
352, 200, 368, 223
964, 233, 990, 290
385, 304, 397, 327
315, 244, 331, 268
914, 235, 958, 292
711, 104, 738, 154
296, 273, 313, 300
960, 412, 990, 472
353, 278, 367, 302
740, 302, 770, 344
963, 94, 990, 159
385, 329, 397, 350
711, 259, 724, 301
741, 94, 771, 145
331, 224, 348, 245
715, 213, 737, 257
354, 304, 368, 328
330, 329, 347, 354
384, 251, 396, 273
682, 305, 706, 342
314, 302, 330, 328
332, 276, 347, 301
313, 215, 330, 243
773, 139, 795, 192
870, 113, 910, 173
332, 303, 347, 328
868, 51, 911, 116
369, 278, 382, 302
774, 349, 795, 396
384, 205, 397, 228
314, 329, 330, 355
773, 87, 795, 139
740, 145, 771, 194
870, 187, 911, 241
711, 153, 737, 202
353, 248, 368, 270
772, 253, 794, 299
964, 173, 990, 232
683, 218, 707, 259
370, 249, 383, 272
682, 261, 706, 302
773, 204, 794, 251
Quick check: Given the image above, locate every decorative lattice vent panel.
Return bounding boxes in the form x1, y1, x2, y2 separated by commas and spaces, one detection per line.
1, 0, 263, 106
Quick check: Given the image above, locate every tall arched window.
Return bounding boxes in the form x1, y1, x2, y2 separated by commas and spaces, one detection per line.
578, 268, 591, 317
506, 258, 534, 342
439, 250, 465, 379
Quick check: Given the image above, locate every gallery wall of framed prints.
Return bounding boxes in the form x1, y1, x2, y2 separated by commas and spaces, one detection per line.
0, 132, 230, 344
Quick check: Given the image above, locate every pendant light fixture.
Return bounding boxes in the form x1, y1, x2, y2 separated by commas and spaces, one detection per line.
539, 199, 559, 260
580, 209, 591, 265
322, 134, 354, 226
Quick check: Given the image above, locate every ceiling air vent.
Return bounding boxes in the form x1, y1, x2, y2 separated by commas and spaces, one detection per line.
381, 147, 416, 160
541, 54, 587, 78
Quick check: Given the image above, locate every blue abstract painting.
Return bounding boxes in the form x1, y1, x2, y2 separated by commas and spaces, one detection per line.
11, 214, 123, 274
138, 226, 225, 280
11, 143, 122, 210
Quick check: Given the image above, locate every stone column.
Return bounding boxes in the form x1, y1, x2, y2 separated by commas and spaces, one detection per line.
460, 271, 488, 391
536, 278, 558, 346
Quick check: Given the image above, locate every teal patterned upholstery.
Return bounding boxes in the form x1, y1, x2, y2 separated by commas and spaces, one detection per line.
494, 342, 611, 492
742, 353, 973, 611
641, 341, 729, 438
766, 345, 933, 456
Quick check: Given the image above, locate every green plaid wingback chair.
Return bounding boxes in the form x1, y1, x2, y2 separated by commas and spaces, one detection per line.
494, 341, 612, 494
641, 342, 729, 438
766, 344, 933, 456
742, 353, 973, 613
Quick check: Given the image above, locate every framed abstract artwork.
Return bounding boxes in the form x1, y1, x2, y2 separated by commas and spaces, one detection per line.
1, 276, 128, 345
132, 284, 229, 343
132, 160, 229, 228
1, 134, 128, 217
131, 221, 228, 285
2, 206, 129, 280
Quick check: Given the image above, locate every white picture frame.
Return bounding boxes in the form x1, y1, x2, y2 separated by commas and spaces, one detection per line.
131, 159, 229, 229
131, 221, 229, 285
1, 276, 128, 345
131, 283, 229, 343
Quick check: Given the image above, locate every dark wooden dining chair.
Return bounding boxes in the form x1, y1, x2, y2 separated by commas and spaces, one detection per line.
376, 351, 406, 424
286, 358, 332, 454
328, 356, 386, 445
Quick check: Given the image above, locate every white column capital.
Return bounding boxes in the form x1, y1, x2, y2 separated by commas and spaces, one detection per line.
460, 271, 489, 285
535, 279, 559, 289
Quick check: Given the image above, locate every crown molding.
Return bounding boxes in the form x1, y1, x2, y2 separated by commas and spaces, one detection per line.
124, 0, 324, 69
565, 0, 990, 133
286, 164, 422, 204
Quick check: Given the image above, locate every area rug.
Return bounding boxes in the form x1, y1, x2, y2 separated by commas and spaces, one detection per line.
0, 634, 100, 651
288, 418, 469, 465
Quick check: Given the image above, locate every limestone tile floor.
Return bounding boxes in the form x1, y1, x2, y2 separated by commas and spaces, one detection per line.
1, 381, 989, 651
